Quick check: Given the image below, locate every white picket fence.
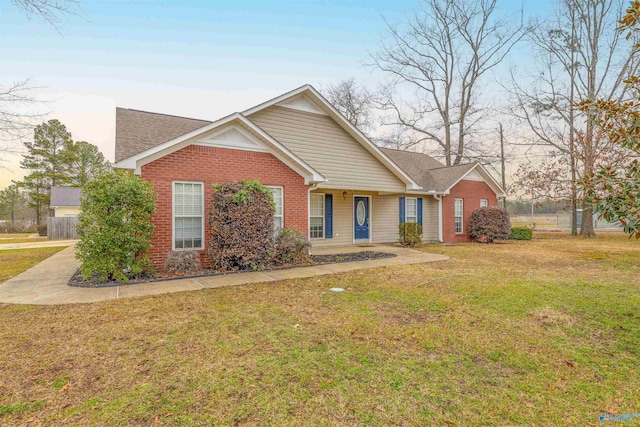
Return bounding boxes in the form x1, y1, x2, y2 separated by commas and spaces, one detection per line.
47, 216, 80, 240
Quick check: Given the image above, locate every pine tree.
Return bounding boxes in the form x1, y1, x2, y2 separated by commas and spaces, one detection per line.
20, 119, 72, 224
65, 140, 110, 185
0, 184, 22, 225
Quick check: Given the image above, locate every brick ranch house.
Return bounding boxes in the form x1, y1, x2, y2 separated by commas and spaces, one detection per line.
114, 85, 506, 267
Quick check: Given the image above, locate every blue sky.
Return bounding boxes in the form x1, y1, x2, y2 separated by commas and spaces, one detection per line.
0, 0, 552, 187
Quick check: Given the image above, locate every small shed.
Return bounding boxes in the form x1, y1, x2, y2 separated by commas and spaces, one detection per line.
50, 186, 82, 217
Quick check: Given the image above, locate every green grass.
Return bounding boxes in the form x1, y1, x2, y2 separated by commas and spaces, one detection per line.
0, 237, 48, 245
0, 233, 32, 239
0, 232, 638, 426
0, 233, 48, 245
0, 247, 66, 283
0, 401, 45, 415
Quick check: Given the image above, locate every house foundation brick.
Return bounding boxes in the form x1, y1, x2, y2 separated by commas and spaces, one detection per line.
141, 145, 309, 269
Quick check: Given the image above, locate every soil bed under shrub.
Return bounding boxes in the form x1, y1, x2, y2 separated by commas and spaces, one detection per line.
69, 250, 397, 288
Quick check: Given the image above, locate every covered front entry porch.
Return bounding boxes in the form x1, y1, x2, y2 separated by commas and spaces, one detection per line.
309, 189, 440, 249
309, 189, 401, 249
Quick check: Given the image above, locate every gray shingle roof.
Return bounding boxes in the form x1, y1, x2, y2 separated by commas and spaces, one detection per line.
50, 186, 82, 207
425, 163, 477, 192
114, 108, 489, 193
382, 148, 477, 192
115, 108, 212, 162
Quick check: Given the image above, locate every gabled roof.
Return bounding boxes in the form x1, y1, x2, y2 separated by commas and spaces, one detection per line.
382, 148, 506, 196
114, 85, 422, 191
115, 112, 326, 185
115, 108, 211, 162
427, 163, 478, 192
50, 186, 81, 207
243, 85, 422, 190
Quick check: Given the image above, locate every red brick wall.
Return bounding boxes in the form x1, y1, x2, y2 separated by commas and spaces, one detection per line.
141, 145, 309, 269
442, 180, 498, 243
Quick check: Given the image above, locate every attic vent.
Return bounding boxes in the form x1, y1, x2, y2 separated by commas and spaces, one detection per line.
277, 95, 328, 116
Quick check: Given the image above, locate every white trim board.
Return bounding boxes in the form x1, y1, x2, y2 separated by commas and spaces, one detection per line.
445, 164, 507, 198
195, 126, 269, 153
172, 181, 205, 251
276, 94, 328, 116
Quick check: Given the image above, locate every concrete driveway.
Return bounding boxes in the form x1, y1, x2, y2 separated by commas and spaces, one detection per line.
0, 245, 449, 305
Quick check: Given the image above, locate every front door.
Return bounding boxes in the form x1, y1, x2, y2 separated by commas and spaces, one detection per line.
354, 197, 370, 240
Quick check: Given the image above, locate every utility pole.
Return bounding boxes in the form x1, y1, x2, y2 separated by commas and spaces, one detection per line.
499, 123, 507, 209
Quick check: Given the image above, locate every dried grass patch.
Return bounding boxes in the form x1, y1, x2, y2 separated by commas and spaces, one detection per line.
529, 307, 577, 327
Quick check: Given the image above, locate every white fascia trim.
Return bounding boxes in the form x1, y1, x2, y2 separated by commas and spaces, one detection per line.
405, 190, 449, 196
114, 113, 326, 185
242, 84, 422, 191
444, 164, 507, 198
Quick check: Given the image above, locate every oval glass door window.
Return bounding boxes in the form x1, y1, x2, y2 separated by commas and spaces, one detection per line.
356, 201, 366, 226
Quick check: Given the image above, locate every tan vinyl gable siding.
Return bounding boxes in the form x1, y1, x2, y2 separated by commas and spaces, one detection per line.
422, 196, 439, 242
248, 106, 406, 192
372, 194, 401, 243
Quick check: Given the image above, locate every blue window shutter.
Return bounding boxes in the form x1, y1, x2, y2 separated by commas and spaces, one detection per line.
417, 197, 423, 226
399, 197, 405, 224
325, 194, 333, 238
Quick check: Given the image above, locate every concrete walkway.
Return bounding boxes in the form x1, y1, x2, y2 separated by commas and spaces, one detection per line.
0, 245, 449, 305
0, 239, 78, 251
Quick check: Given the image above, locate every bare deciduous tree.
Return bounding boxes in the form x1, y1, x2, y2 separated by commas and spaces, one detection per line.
11, 0, 79, 30
0, 80, 45, 143
370, 0, 528, 166
510, 0, 639, 237
1, 1, 81, 147
323, 78, 374, 133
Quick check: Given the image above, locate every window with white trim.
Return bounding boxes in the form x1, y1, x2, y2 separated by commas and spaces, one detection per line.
454, 198, 464, 234
173, 182, 204, 250
405, 197, 418, 223
267, 186, 284, 231
310, 193, 324, 239
480, 199, 488, 208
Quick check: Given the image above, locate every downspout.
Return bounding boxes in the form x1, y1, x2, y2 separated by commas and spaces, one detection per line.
433, 194, 444, 243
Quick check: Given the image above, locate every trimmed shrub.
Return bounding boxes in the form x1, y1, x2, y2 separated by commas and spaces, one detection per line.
399, 222, 423, 246
468, 207, 511, 243
165, 250, 201, 274
37, 224, 47, 236
76, 170, 156, 282
272, 228, 310, 266
509, 226, 533, 240
209, 180, 275, 271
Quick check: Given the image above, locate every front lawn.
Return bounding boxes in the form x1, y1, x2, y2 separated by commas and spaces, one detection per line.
0, 237, 48, 245
0, 247, 65, 283
0, 232, 638, 426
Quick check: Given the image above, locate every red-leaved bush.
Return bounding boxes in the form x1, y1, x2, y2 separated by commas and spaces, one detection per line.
208, 180, 275, 271
468, 207, 511, 243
